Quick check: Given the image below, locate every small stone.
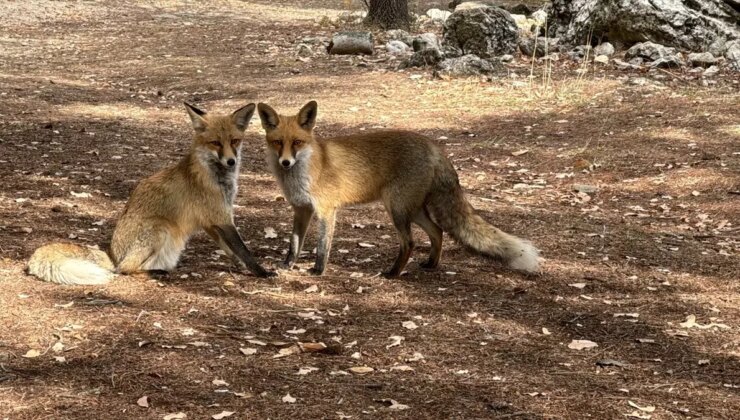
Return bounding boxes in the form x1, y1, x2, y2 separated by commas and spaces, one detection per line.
703, 65, 719, 77
386, 40, 410, 55
573, 184, 598, 194
593, 42, 615, 57
296, 44, 312, 58
426, 8, 452, 23
687, 52, 717, 67
412, 33, 440, 52
386, 29, 413, 46
594, 54, 609, 64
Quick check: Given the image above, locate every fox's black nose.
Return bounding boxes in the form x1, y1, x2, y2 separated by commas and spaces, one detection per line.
281, 159, 291, 167
227, 158, 236, 167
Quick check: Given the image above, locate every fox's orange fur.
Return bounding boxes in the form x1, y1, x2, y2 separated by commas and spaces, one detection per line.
257, 101, 540, 277
28, 103, 273, 285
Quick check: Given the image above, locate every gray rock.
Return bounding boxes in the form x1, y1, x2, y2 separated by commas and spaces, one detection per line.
500, 54, 514, 62
708, 38, 727, 57
530, 9, 548, 27
725, 40, 740, 71
296, 44, 313, 58
386, 40, 411, 55
519, 36, 559, 58
427, 8, 452, 23
593, 42, 615, 57
625, 42, 676, 62
412, 33, 441, 52
452, 1, 498, 11
443, 6, 520, 59
573, 184, 599, 194
703, 65, 720, 77
687, 52, 718, 67
386, 29, 414, 46
650, 55, 684, 68
401, 48, 444, 68
510, 4, 534, 15
437, 54, 499, 76
567, 45, 593, 61
545, 0, 740, 52
594, 54, 609, 64
613, 58, 640, 70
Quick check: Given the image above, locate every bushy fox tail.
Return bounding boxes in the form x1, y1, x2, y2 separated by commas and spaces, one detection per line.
28, 243, 115, 285
426, 162, 540, 273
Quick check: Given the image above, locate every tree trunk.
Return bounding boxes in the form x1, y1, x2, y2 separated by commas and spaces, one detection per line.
365, 0, 411, 30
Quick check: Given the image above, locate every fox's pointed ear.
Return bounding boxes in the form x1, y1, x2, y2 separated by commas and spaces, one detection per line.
258, 103, 280, 131
297, 100, 318, 130
231, 103, 256, 132
184, 102, 208, 132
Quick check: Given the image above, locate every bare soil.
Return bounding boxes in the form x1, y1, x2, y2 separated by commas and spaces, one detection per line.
0, 1, 738, 419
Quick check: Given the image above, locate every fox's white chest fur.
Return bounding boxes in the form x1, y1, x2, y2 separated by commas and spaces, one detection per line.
268, 152, 314, 208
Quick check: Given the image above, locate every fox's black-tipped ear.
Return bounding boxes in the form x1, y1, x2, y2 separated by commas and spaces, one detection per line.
297, 100, 318, 130
257, 103, 280, 131
184, 102, 208, 132
231, 103, 256, 132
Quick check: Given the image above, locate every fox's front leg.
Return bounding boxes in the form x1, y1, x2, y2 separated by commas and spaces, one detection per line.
281, 206, 314, 270
209, 224, 276, 278
309, 209, 336, 276
205, 226, 245, 270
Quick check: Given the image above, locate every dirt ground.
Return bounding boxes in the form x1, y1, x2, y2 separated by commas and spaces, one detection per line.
0, 1, 738, 419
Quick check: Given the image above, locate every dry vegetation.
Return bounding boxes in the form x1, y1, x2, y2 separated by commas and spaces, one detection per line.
0, 1, 738, 419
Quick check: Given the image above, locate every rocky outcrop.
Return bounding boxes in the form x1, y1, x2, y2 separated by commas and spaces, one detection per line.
546, 0, 740, 52
443, 6, 519, 58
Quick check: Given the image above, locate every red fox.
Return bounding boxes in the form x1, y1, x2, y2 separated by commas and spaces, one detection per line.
257, 101, 540, 277
27, 103, 275, 285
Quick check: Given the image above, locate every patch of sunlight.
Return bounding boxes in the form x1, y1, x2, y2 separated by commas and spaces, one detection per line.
718, 124, 740, 138
646, 127, 700, 144
617, 168, 734, 195
144, 0, 344, 22
57, 103, 189, 126
274, 73, 622, 131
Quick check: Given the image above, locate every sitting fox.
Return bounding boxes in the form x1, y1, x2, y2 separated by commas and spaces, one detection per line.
28, 103, 274, 285
257, 101, 540, 277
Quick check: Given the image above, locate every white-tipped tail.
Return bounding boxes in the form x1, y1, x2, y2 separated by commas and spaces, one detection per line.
507, 239, 541, 273
27, 243, 115, 285
52, 259, 114, 285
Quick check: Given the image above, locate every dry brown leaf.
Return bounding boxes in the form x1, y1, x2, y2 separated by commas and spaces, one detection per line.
402, 321, 418, 330
239, 347, 257, 356
22, 349, 41, 358
349, 366, 374, 374
628, 401, 656, 413
137, 396, 149, 408
298, 342, 328, 352
568, 340, 598, 350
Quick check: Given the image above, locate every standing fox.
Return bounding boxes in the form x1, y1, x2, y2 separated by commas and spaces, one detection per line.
257, 101, 540, 277
27, 103, 274, 285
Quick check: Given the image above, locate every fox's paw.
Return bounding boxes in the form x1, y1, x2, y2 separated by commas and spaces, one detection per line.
307, 267, 325, 276
419, 260, 439, 270
231, 256, 248, 270
279, 261, 295, 270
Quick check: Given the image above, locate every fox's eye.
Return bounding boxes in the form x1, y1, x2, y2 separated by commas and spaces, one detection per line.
231, 139, 241, 146
209, 141, 221, 147
271, 140, 282, 147
293, 140, 303, 146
